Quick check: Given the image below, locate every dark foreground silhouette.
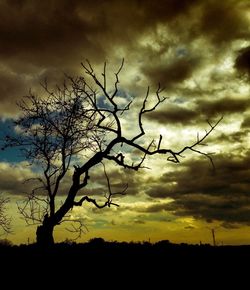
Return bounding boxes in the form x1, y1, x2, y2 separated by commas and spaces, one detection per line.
1, 238, 249, 264
0, 238, 248, 286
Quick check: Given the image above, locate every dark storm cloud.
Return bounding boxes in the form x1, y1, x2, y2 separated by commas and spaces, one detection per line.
241, 115, 250, 129
136, 0, 201, 21
0, 0, 201, 67
0, 0, 203, 115
139, 0, 250, 87
217, 130, 249, 145
0, 0, 247, 66
0, 0, 107, 66
199, 0, 249, 44
142, 57, 200, 87
0, 0, 249, 116
145, 184, 173, 199
146, 105, 198, 125
145, 154, 250, 225
145, 96, 248, 125
147, 155, 250, 198
0, 0, 106, 114
197, 97, 249, 118
0, 69, 29, 115
165, 194, 250, 225
235, 46, 250, 78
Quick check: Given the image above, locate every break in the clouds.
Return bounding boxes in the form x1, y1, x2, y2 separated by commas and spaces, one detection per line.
1, 0, 250, 244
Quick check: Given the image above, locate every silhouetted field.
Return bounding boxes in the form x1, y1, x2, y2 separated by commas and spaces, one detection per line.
0, 238, 248, 287
1, 238, 249, 266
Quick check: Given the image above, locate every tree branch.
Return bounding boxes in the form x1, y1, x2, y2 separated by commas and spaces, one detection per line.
132, 84, 166, 142
0, 195, 11, 234
103, 116, 222, 170
63, 219, 88, 241
74, 163, 127, 209
111, 58, 124, 99
81, 59, 124, 136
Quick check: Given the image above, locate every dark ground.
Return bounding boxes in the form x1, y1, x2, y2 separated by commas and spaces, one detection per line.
0, 239, 249, 287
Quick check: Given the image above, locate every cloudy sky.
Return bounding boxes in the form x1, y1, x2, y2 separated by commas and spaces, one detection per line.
1, 0, 250, 245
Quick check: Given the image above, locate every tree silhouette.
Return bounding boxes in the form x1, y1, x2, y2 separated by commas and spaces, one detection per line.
3, 60, 221, 246
0, 194, 11, 234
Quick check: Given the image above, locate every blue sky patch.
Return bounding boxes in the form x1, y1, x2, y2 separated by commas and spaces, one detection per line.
0, 118, 25, 163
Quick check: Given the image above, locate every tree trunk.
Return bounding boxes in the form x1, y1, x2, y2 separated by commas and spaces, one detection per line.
36, 214, 55, 247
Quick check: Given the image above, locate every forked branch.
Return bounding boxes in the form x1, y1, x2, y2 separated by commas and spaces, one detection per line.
74, 163, 127, 208
63, 219, 88, 241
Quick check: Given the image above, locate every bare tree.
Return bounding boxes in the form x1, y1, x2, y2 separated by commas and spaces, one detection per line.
0, 194, 11, 234
3, 60, 221, 246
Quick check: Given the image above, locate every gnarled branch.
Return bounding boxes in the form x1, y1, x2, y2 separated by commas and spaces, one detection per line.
74, 163, 127, 209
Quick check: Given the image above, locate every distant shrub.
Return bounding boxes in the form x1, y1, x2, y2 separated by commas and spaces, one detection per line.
63, 238, 76, 245
89, 237, 105, 245
155, 240, 171, 247
0, 238, 13, 247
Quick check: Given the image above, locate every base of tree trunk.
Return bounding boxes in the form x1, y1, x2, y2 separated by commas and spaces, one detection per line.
36, 225, 54, 246
36, 215, 55, 247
